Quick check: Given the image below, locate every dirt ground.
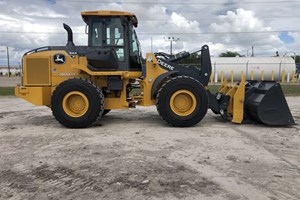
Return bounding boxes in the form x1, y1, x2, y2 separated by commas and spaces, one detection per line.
0, 96, 299, 200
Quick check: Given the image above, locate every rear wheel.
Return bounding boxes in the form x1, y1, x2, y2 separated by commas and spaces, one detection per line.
51, 78, 104, 128
156, 76, 208, 127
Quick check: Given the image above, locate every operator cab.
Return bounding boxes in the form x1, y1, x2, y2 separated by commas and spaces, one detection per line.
81, 11, 142, 71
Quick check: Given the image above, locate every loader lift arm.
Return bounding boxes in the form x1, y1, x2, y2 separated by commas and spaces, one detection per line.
152, 45, 212, 91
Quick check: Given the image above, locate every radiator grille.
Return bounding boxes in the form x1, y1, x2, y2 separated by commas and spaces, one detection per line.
25, 58, 50, 85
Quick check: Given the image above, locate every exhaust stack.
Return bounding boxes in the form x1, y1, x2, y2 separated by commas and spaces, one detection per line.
63, 23, 75, 46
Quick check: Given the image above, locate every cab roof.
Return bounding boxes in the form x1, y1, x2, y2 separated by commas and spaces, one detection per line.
81, 10, 138, 27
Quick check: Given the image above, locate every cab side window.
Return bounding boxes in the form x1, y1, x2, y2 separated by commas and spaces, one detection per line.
90, 18, 125, 62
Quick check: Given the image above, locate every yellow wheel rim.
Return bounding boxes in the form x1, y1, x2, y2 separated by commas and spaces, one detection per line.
170, 90, 197, 116
62, 91, 89, 118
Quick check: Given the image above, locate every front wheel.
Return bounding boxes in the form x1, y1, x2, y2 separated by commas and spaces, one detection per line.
102, 109, 111, 117
51, 78, 104, 128
156, 76, 208, 127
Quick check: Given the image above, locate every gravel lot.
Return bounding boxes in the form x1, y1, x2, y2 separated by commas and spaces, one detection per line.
0, 96, 299, 200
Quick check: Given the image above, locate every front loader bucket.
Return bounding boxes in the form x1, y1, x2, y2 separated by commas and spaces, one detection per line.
244, 81, 295, 126
208, 79, 295, 126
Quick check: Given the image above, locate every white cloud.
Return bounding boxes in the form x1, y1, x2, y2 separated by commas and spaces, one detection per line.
212, 9, 264, 31
12, 5, 68, 18
208, 8, 285, 56
127, 4, 203, 55
288, 32, 300, 43
170, 12, 201, 33
0, 1, 299, 64
285, 32, 300, 54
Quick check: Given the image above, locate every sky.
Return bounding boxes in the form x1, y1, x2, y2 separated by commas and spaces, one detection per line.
0, 0, 300, 65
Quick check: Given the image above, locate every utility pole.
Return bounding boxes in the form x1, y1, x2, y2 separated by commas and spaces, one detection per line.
7, 46, 10, 77
151, 37, 153, 53
164, 36, 179, 55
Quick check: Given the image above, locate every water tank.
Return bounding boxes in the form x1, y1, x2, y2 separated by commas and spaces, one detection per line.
210, 56, 296, 81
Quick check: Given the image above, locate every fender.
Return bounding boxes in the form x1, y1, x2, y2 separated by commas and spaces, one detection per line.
151, 71, 179, 99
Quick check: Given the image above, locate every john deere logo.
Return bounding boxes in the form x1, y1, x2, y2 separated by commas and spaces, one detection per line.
54, 54, 66, 64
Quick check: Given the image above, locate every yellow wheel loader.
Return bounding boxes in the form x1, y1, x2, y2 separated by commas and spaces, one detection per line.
15, 10, 295, 128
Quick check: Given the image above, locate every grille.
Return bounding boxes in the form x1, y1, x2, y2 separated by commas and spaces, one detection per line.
25, 58, 50, 85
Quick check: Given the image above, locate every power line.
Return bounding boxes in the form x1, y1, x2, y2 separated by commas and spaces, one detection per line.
138, 30, 300, 35
59, 0, 300, 4
140, 16, 300, 21
0, 31, 68, 35
3, 15, 300, 22
0, 30, 299, 35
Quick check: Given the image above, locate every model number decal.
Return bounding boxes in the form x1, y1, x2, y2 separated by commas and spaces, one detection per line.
69, 51, 77, 55
59, 72, 76, 77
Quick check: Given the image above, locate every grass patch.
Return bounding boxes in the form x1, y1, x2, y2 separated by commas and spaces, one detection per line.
0, 87, 15, 96
281, 85, 300, 96
207, 85, 220, 94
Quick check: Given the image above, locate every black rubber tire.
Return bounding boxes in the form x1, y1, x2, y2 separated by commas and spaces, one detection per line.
102, 109, 111, 117
156, 76, 208, 127
51, 78, 104, 128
